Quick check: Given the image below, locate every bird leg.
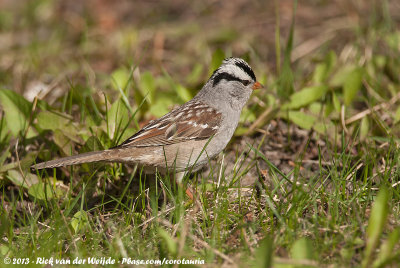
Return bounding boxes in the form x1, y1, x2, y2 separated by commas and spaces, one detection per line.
175, 172, 194, 200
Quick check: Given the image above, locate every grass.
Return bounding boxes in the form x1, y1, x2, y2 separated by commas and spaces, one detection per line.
1, 0, 400, 267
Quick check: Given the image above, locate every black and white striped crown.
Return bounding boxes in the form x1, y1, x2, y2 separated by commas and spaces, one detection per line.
211, 57, 256, 87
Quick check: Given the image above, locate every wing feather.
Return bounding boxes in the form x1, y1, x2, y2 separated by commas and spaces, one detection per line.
116, 101, 222, 148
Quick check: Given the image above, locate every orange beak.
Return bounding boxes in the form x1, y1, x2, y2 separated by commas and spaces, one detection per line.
252, 81, 263, 90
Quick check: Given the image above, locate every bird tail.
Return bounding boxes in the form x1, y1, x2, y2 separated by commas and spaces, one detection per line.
31, 150, 117, 169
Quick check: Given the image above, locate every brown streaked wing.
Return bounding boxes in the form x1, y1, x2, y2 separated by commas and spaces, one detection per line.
116, 102, 222, 148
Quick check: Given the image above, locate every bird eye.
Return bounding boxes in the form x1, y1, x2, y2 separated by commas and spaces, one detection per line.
242, 80, 250, 86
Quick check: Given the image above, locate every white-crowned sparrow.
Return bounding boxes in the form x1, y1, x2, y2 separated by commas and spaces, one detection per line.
32, 57, 262, 182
